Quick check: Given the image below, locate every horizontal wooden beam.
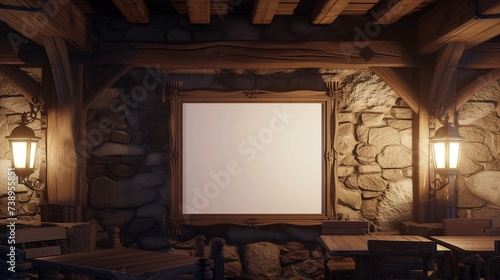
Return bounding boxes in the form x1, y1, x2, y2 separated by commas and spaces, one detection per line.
418, 0, 500, 54
97, 41, 416, 69
459, 43, 500, 69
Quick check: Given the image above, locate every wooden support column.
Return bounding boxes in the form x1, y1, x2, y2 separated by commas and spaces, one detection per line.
42, 37, 85, 212
415, 68, 431, 222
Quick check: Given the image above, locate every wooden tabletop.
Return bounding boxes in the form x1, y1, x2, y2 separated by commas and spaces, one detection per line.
31, 247, 199, 279
318, 235, 451, 256
430, 235, 500, 256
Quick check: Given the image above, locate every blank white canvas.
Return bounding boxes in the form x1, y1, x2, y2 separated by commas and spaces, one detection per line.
182, 103, 324, 214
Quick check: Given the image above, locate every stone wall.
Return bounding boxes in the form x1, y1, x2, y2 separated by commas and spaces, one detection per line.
0, 69, 42, 222
456, 80, 500, 224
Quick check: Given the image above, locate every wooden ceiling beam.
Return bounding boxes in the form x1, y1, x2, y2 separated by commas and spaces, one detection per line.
111, 0, 150, 24
43, 37, 73, 105
186, 0, 211, 24
83, 65, 134, 110
0, 0, 90, 52
252, 0, 280, 24
370, 67, 418, 112
429, 43, 465, 114
0, 65, 40, 103
372, 0, 424, 25
418, 0, 500, 54
312, 0, 351, 24
459, 43, 500, 69
97, 41, 416, 69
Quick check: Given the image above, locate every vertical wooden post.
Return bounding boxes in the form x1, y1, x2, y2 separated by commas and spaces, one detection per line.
414, 67, 431, 223
42, 62, 85, 216
209, 238, 225, 280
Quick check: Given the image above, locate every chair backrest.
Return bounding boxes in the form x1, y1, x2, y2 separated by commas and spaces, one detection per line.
15, 226, 66, 259
368, 240, 437, 280
442, 218, 493, 236
496, 240, 500, 255
322, 220, 369, 235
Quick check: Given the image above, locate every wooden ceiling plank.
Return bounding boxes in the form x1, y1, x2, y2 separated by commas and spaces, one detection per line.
373, 0, 425, 25
186, 0, 211, 24
418, 0, 500, 54
456, 69, 500, 110
97, 41, 415, 69
370, 67, 418, 112
312, 0, 351, 24
252, 0, 281, 24
0, 65, 41, 103
83, 65, 134, 110
111, 0, 150, 24
43, 36, 73, 105
429, 43, 465, 112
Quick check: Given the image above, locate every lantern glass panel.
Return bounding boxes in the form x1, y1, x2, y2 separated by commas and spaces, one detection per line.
449, 142, 460, 169
12, 142, 28, 168
433, 142, 446, 169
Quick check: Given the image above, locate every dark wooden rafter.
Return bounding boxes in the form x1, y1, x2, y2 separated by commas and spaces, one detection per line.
252, 0, 280, 24
186, 0, 211, 24
372, 0, 424, 25
83, 64, 134, 110
370, 67, 418, 112
111, 0, 150, 24
455, 69, 500, 110
97, 41, 415, 69
312, 0, 351, 24
0, 0, 90, 52
428, 43, 465, 114
459, 43, 500, 69
418, 0, 500, 54
43, 37, 73, 105
0, 65, 41, 104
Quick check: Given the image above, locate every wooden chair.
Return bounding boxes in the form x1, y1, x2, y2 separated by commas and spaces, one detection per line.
321, 220, 370, 280
442, 218, 493, 236
1, 226, 66, 280
367, 240, 437, 280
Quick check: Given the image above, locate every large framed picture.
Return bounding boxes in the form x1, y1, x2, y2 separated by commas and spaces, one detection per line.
168, 90, 333, 226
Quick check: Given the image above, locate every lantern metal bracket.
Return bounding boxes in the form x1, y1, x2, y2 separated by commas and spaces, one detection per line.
430, 176, 451, 192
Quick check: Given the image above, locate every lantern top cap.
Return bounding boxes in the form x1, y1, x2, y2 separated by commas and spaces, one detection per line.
6, 123, 40, 140
430, 122, 464, 142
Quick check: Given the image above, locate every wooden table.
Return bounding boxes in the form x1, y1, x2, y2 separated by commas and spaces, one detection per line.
31, 247, 200, 279
429, 236, 499, 257
430, 236, 500, 279
317, 235, 451, 280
